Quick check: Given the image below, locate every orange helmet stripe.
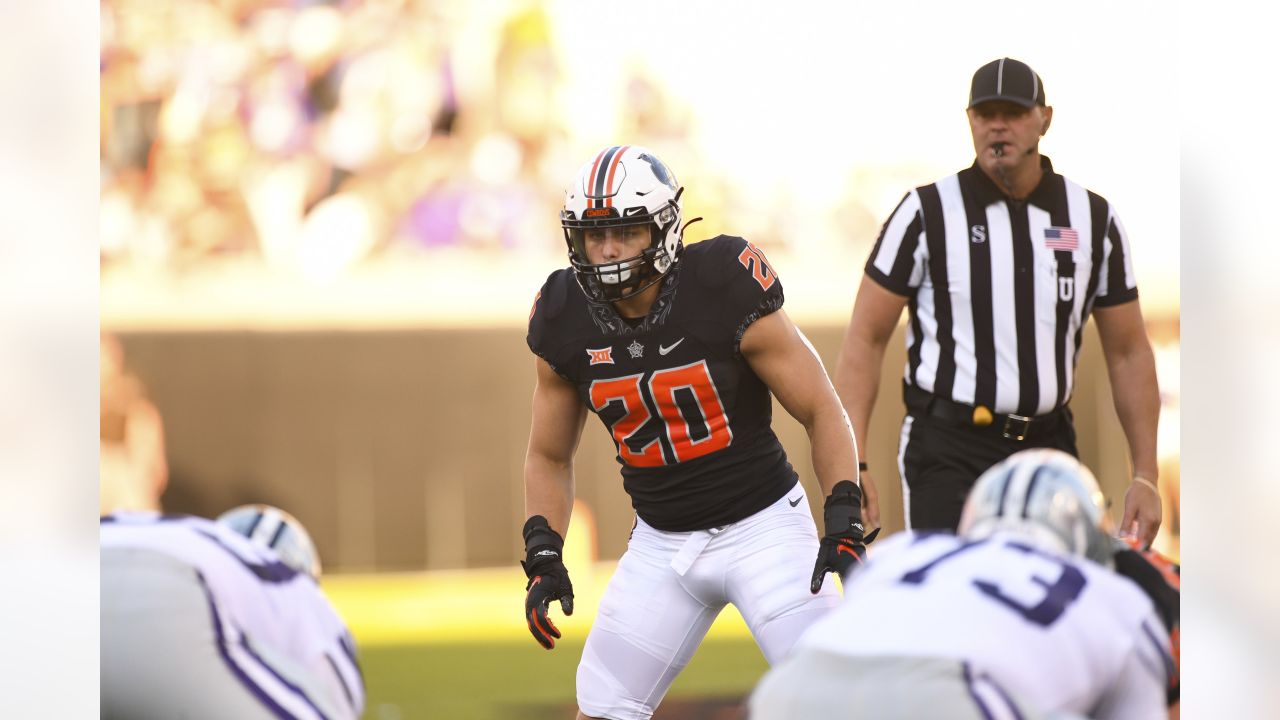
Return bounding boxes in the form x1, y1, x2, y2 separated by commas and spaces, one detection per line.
586, 147, 609, 209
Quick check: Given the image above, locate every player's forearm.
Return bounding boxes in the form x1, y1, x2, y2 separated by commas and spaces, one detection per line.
1107, 344, 1161, 481
523, 456, 575, 536
806, 400, 861, 496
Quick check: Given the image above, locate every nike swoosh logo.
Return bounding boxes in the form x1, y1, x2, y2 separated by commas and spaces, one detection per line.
658, 338, 685, 355
788, 496, 802, 507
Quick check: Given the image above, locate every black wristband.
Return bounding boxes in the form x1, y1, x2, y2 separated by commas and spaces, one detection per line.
858, 461, 868, 472
522, 515, 564, 554
822, 480, 864, 538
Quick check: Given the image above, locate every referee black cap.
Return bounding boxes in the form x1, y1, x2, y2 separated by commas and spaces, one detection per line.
968, 58, 1046, 109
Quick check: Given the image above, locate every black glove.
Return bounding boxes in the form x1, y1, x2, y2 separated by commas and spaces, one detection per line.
520, 515, 575, 650
810, 480, 868, 593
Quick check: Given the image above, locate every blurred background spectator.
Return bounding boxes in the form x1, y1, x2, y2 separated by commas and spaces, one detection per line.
100, 333, 168, 514
98, 0, 855, 285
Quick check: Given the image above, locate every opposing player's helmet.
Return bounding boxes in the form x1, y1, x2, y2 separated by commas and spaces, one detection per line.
217, 504, 322, 579
957, 449, 1112, 566
561, 145, 686, 302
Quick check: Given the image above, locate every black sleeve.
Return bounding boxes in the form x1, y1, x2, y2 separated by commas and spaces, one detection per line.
690, 236, 785, 350
863, 191, 925, 297
1092, 211, 1139, 308
526, 269, 573, 379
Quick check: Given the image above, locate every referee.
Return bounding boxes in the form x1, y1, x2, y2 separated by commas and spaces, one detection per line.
833, 57, 1163, 544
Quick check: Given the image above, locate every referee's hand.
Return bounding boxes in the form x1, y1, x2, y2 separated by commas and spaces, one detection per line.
859, 470, 882, 540
1120, 478, 1162, 546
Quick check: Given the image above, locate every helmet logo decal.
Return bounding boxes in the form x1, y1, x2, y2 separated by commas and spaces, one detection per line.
587, 347, 615, 365
638, 152, 678, 190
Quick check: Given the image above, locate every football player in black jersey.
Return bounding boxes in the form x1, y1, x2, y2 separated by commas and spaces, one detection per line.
519, 145, 880, 720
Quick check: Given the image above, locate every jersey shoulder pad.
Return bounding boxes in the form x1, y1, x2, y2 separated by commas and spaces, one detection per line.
527, 268, 574, 353
686, 235, 784, 325
527, 268, 594, 378
691, 237, 778, 289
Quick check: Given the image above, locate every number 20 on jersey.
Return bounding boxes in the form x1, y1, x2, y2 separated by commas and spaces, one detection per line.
589, 360, 733, 467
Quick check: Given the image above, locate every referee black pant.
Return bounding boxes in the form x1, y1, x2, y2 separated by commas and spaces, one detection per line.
898, 409, 1078, 532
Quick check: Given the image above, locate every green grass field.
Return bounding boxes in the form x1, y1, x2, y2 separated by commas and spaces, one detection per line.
360, 637, 768, 719
324, 563, 771, 719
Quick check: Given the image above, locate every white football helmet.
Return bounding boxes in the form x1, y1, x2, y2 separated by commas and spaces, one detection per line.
561, 145, 687, 302
957, 449, 1112, 566
217, 504, 322, 579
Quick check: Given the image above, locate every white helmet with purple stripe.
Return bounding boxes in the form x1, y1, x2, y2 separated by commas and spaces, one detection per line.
958, 449, 1112, 566
218, 504, 322, 579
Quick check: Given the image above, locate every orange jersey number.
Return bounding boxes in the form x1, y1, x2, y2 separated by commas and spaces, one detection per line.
590, 360, 732, 467
737, 241, 777, 291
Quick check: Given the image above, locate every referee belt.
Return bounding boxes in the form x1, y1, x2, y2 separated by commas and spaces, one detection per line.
903, 384, 1068, 442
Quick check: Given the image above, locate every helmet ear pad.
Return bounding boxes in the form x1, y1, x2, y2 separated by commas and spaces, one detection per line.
644, 199, 683, 276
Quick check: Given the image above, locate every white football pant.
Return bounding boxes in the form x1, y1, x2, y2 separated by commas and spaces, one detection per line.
576, 482, 839, 720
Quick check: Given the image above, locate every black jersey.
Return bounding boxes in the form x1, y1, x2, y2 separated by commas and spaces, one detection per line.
527, 235, 797, 532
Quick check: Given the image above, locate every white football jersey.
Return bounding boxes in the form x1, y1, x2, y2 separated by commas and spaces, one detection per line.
799, 531, 1173, 719
101, 512, 364, 719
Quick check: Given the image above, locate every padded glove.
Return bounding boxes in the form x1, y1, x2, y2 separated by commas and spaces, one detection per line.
521, 515, 575, 649
809, 480, 868, 593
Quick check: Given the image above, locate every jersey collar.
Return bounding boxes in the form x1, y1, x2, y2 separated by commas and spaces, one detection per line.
585, 262, 682, 336
965, 154, 1059, 208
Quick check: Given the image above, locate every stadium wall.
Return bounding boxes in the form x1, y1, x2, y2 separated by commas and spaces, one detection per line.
117, 322, 1136, 573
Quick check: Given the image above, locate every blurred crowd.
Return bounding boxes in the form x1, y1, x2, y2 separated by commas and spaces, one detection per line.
99, 0, 764, 281
102, 0, 540, 277
100, 0, 907, 283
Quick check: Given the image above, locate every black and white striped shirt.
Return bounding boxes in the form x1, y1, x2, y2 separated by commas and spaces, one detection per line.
865, 156, 1138, 417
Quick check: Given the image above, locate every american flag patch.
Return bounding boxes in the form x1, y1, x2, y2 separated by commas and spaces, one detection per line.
1044, 226, 1079, 251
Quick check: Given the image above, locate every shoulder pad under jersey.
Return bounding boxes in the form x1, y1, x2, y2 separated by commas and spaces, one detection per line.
687, 234, 785, 318
527, 268, 578, 359
690, 235, 783, 292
